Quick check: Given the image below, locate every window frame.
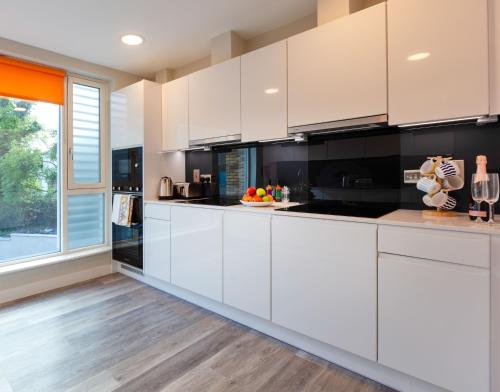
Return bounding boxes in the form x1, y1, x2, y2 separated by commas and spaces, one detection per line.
66, 76, 107, 190
63, 75, 110, 252
0, 73, 110, 268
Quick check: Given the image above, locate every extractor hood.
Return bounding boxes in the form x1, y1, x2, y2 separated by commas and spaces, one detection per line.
189, 133, 242, 148
287, 114, 388, 136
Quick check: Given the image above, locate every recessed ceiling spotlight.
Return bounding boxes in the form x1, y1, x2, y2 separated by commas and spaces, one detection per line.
407, 52, 430, 61
121, 34, 144, 46
265, 88, 279, 95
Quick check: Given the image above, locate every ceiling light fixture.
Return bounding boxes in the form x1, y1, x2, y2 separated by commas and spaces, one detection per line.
264, 88, 279, 95
121, 34, 144, 46
407, 52, 430, 61
13, 106, 26, 112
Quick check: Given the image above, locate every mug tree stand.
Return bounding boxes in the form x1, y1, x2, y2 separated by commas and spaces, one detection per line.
419, 156, 464, 219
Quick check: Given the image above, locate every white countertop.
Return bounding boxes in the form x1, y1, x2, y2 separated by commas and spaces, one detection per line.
144, 198, 500, 235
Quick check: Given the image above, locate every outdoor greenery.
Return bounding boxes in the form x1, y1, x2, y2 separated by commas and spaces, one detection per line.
0, 98, 58, 236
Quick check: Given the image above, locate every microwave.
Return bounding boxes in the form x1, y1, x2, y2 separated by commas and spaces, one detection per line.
112, 147, 143, 192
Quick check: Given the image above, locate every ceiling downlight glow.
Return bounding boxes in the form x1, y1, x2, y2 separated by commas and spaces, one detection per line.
265, 88, 279, 95
121, 34, 144, 46
407, 52, 430, 61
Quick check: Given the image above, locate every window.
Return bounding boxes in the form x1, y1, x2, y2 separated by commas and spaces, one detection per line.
65, 76, 107, 251
0, 98, 61, 262
0, 58, 108, 265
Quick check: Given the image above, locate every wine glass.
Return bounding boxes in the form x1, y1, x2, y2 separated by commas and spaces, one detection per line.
471, 174, 486, 223
483, 173, 499, 224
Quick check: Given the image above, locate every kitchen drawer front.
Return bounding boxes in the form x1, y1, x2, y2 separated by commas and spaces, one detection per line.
378, 225, 489, 268
144, 203, 171, 221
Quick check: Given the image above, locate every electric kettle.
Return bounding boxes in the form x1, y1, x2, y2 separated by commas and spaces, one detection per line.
159, 177, 173, 199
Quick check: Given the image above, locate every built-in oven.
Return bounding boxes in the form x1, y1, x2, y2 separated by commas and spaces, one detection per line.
112, 147, 143, 192
112, 193, 143, 270
112, 147, 143, 270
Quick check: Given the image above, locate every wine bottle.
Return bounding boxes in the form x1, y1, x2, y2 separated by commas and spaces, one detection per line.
470, 155, 489, 221
468, 196, 488, 221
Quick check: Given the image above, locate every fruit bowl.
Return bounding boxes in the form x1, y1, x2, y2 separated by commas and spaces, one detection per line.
240, 200, 274, 207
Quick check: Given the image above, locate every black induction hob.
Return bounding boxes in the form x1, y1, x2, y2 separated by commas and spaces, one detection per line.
276, 201, 398, 219
176, 197, 241, 207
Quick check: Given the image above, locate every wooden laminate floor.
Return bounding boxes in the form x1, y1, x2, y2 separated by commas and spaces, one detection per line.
0, 274, 396, 392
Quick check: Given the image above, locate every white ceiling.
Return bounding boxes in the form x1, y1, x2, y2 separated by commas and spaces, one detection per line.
0, 0, 317, 77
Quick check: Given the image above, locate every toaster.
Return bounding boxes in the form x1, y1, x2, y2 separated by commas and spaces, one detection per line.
174, 182, 202, 199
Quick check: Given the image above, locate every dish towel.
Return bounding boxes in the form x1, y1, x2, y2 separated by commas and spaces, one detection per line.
112, 194, 134, 226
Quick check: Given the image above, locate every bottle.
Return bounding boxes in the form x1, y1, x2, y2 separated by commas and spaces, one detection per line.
275, 181, 283, 202
468, 195, 488, 221
266, 180, 273, 196
282, 186, 290, 203
469, 155, 489, 221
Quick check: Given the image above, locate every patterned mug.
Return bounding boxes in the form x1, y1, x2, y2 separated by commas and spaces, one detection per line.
430, 191, 457, 210
417, 176, 441, 195
435, 161, 460, 179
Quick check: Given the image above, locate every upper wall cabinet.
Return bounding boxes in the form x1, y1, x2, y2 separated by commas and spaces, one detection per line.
287, 4, 387, 129
110, 81, 145, 149
388, 0, 489, 125
162, 76, 189, 151
490, 0, 500, 115
188, 57, 241, 144
241, 41, 287, 142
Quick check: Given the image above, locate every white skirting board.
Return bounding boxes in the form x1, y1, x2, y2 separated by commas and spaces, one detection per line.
116, 262, 448, 392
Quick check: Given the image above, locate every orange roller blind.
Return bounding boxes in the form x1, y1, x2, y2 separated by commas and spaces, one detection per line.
0, 56, 65, 105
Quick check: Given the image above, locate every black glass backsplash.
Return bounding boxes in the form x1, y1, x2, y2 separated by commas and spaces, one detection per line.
185, 122, 500, 212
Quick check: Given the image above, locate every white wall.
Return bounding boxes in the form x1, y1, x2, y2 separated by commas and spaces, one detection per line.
0, 252, 112, 304
0, 37, 143, 90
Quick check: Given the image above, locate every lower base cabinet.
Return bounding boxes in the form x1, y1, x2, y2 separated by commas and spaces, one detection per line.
223, 212, 271, 320
378, 254, 490, 392
171, 206, 223, 302
144, 217, 171, 282
272, 216, 378, 360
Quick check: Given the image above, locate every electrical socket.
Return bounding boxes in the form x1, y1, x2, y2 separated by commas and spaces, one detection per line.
404, 170, 422, 184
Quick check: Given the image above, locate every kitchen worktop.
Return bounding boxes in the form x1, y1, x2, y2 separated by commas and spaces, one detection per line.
144, 198, 500, 235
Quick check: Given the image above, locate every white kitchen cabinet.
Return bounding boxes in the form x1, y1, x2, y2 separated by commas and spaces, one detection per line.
223, 212, 271, 320
171, 206, 223, 302
162, 77, 189, 151
188, 57, 241, 144
110, 80, 163, 199
111, 81, 145, 149
287, 3, 387, 129
272, 216, 377, 360
241, 41, 287, 142
387, 0, 489, 125
378, 253, 490, 392
144, 217, 171, 283
490, 0, 500, 115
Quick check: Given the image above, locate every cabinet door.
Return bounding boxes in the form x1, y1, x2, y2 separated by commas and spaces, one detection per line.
171, 207, 223, 301
378, 254, 490, 392
490, 0, 500, 115
144, 217, 171, 282
162, 77, 189, 151
272, 216, 377, 360
241, 41, 287, 142
110, 81, 144, 148
188, 57, 241, 142
288, 4, 387, 128
388, 0, 489, 125
223, 212, 270, 320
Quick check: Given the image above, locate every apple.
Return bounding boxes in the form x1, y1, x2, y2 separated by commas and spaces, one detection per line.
247, 186, 256, 196
256, 188, 266, 197
262, 196, 271, 202
252, 195, 263, 202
